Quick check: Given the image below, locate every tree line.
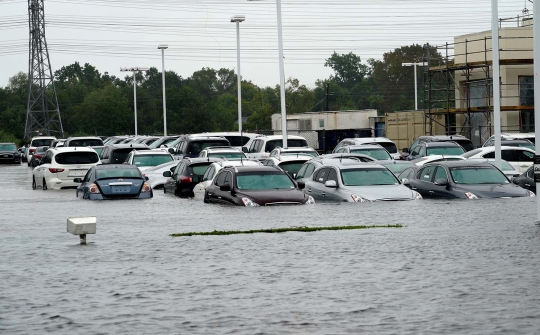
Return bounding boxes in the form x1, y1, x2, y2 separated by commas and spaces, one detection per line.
0, 43, 443, 144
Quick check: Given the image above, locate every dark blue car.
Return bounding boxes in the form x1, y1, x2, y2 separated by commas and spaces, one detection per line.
75, 164, 152, 200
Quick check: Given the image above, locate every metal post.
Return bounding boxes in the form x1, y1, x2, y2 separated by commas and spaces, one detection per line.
236, 21, 242, 134
492, 0, 501, 169
133, 71, 138, 136
413, 64, 418, 110
161, 48, 167, 136
533, 0, 540, 221
276, 0, 288, 148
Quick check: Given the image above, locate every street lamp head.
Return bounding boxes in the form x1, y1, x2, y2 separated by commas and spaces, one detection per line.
231, 15, 246, 23
158, 44, 168, 49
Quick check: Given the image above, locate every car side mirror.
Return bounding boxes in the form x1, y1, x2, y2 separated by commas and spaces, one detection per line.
402, 178, 410, 185
163, 171, 172, 177
168, 148, 175, 154
144, 176, 149, 181
73, 178, 82, 183
434, 178, 449, 186
402, 148, 409, 154
220, 183, 231, 191
324, 180, 337, 188
297, 181, 305, 190
511, 177, 518, 184
242, 147, 248, 153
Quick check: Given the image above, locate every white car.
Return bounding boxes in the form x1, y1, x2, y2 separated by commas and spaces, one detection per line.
411, 155, 466, 166
143, 160, 181, 189
268, 147, 319, 159
28, 135, 56, 162
198, 146, 247, 160
32, 147, 100, 190
242, 135, 310, 161
483, 133, 535, 147
190, 132, 259, 149
461, 146, 535, 173
262, 154, 314, 178
192, 160, 261, 196
123, 149, 174, 172
333, 137, 400, 160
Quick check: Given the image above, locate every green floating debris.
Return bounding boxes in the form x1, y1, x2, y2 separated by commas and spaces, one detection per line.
170, 224, 403, 237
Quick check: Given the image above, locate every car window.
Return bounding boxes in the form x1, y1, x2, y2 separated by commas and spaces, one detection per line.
304, 163, 316, 178
434, 166, 448, 181
314, 168, 329, 183
223, 172, 232, 185
214, 171, 227, 186
295, 164, 308, 179
54, 152, 99, 164
190, 163, 213, 176
203, 165, 215, 181
527, 167, 534, 178
418, 145, 426, 157
83, 169, 93, 182
173, 162, 185, 176
462, 148, 483, 158
399, 168, 414, 180
68, 139, 104, 147
516, 150, 534, 162
327, 168, 338, 182
418, 165, 436, 182
249, 140, 259, 153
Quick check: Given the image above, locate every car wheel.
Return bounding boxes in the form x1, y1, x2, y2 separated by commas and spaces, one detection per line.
32, 177, 36, 190
42, 178, 48, 190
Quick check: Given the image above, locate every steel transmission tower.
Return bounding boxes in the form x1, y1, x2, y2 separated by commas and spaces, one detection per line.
25, 0, 63, 140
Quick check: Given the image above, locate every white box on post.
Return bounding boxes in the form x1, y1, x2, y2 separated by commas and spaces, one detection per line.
67, 217, 97, 244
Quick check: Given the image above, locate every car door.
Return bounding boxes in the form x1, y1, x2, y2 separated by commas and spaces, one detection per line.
34, 151, 53, 187
320, 167, 342, 202
78, 168, 94, 198
307, 168, 330, 201
165, 162, 182, 193
408, 165, 437, 198
206, 171, 231, 204
431, 166, 455, 198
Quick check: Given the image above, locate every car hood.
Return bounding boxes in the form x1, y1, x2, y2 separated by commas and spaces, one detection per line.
344, 184, 416, 201
237, 189, 309, 205
452, 183, 530, 198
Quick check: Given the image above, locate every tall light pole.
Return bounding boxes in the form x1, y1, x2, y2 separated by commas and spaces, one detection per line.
158, 45, 168, 136
231, 15, 245, 134
120, 67, 149, 136
533, 0, 540, 222
491, 0, 502, 170
402, 62, 426, 110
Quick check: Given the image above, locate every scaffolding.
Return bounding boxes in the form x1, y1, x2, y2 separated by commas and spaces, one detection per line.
423, 16, 534, 146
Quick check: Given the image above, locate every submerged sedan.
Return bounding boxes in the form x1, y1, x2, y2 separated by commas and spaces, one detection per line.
204, 165, 315, 206
402, 161, 534, 199
75, 164, 152, 199
301, 161, 422, 202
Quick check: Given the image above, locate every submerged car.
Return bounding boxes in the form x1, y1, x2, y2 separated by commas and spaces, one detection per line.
511, 165, 535, 193
164, 157, 222, 196
402, 161, 534, 199
301, 161, 422, 202
0, 142, 21, 164
75, 164, 152, 200
204, 165, 315, 206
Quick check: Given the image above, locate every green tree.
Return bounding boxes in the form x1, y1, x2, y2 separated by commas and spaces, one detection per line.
324, 52, 369, 86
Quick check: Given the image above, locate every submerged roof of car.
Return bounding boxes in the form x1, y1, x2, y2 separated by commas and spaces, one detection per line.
425, 141, 463, 147
95, 164, 139, 170
322, 161, 387, 169
223, 165, 285, 173
423, 160, 495, 168
50, 146, 97, 153
105, 143, 150, 149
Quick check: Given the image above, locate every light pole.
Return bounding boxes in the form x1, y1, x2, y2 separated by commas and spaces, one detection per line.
158, 45, 168, 136
248, 0, 288, 148
402, 62, 426, 110
231, 15, 245, 134
120, 67, 149, 136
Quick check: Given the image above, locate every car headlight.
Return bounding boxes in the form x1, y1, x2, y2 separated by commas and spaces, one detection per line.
242, 197, 260, 207
305, 196, 315, 205
351, 194, 370, 203
465, 192, 478, 200
414, 191, 423, 200
528, 190, 535, 197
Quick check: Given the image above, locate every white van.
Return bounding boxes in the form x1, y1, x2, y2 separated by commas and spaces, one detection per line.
242, 135, 310, 161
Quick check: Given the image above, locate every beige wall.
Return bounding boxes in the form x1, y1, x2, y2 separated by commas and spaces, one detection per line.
271, 110, 377, 131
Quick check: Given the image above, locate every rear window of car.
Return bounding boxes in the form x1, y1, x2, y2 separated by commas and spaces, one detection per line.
265, 139, 308, 152
427, 146, 465, 156
350, 148, 391, 160
133, 154, 173, 167
31, 139, 54, 147
224, 136, 251, 147
68, 139, 104, 147
96, 168, 141, 179
187, 140, 230, 155
188, 163, 214, 176
278, 161, 306, 176
453, 140, 474, 152
55, 152, 99, 164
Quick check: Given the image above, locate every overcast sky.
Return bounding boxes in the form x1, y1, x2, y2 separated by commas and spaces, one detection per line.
0, 0, 531, 89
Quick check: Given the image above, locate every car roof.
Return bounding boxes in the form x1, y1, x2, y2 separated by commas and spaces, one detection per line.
95, 164, 139, 170
50, 147, 97, 153
346, 137, 394, 143
256, 135, 307, 140
347, 144, 385, 149
423, 160, 495, 168
321, 161, 385, 169
424, 141, 462, 147
475, 145, 534, 152
132, 149, 170, 155
107, 144, 150, 149
223, 165, 284, 173
418, 135, 469, 140
204, 146, 242, 152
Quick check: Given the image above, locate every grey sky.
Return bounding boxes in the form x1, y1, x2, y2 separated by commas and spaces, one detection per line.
0, 0, 530, 88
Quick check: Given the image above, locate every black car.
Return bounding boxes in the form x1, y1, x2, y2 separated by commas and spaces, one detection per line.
99, 144, 151, 164
75, 164, 152, 200
204, 165, 315, 206
169, 136, 231, 159
512, 165, 535, 193
402, 161, 534, 199
0, 143, 21, 164
29, 146, 49, 167
294, 154, 375, 185
163, 157, 222, 196
405, 141, 465, 161
402, 135, 474, 159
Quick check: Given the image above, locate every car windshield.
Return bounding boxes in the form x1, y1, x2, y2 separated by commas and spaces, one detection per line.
376, 142, 398, 154
31, 139, 54, 147
93, 147, 104, 156
381, 162, 415, 175
426, 147, 465, 156
55, 152, 99, 164
281, 151, 318, 157
236, 172, 295, 190
208, 152, 246, 159
133, 154, 172, 167
341, 168, 400, 186
278, 161, 305, 176
350, 148, 391, 160
0, 144, 16, 151
68, 139, 103, 147
450, 166, 509, 184
96, 168, 141, 179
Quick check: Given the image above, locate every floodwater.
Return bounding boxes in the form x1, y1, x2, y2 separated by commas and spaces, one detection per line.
1, 163, 540, 334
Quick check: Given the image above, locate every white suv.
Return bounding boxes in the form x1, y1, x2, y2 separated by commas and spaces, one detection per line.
242, 135, 309, 161
124, 149, 174, 171
28, 136, 56, 161
32, 147, 100, 190
333, 137, 399, 159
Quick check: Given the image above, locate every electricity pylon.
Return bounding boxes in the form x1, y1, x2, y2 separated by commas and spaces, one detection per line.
25, 0, 63, 140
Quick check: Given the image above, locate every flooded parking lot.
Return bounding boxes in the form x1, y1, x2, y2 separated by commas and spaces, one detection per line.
1, 163, 540, 334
